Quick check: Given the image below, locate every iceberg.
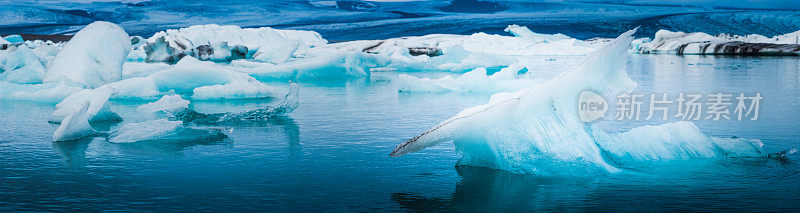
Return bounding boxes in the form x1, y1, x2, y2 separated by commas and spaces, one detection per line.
324, 27, 601, 73
0, 44, 46, 84
638, 29, 800, 55
396, 65, 543, 92
390, 28, 769, 175
106, 119, 227, 143
140, 24, 326, 62
53, 101, 97, 142
43, 21, 131, 88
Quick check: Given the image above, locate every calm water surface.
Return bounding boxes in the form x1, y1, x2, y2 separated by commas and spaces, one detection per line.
1, 54, 799, 211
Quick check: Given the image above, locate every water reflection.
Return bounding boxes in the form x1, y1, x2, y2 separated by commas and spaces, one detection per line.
51, 117, 301, 166
51, 138, 93, 168
392, 166, 596, 212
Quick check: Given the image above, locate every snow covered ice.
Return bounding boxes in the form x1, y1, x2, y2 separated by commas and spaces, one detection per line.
390, 28, 770, 175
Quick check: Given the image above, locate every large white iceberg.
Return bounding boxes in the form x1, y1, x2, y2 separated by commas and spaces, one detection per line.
638, 29, 800, 55
43, 21, 131, 88
390, 28, 769, 175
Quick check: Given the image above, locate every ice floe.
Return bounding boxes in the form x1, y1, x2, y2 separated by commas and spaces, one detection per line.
106, 119, 227, 143
638, 29, 800, 55
390, 28, 770, 175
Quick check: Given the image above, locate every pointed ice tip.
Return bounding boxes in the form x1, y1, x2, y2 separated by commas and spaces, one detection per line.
390, 136, 418, 157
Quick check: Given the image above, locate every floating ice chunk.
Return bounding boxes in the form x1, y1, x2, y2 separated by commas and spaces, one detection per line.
53, 101, 97, 141
0, 44, 46, 84
638, 29, 800, 55
43, 21, 131, 88
396, 65, 543, 92
107, 119, 227, 143
390, 28, 771, 175
50, 87, 121, 123
173, 83, 298, 123
137, 94, 189, 115
4, 35, 23, 43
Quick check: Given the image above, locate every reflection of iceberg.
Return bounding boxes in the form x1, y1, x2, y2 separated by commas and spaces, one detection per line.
390, 28, 769, 174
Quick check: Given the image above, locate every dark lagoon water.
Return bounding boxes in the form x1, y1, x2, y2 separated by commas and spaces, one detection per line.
1, 54, 799, 211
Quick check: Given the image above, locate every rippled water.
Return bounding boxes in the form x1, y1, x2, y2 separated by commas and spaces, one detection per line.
1, 54, 799, 211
